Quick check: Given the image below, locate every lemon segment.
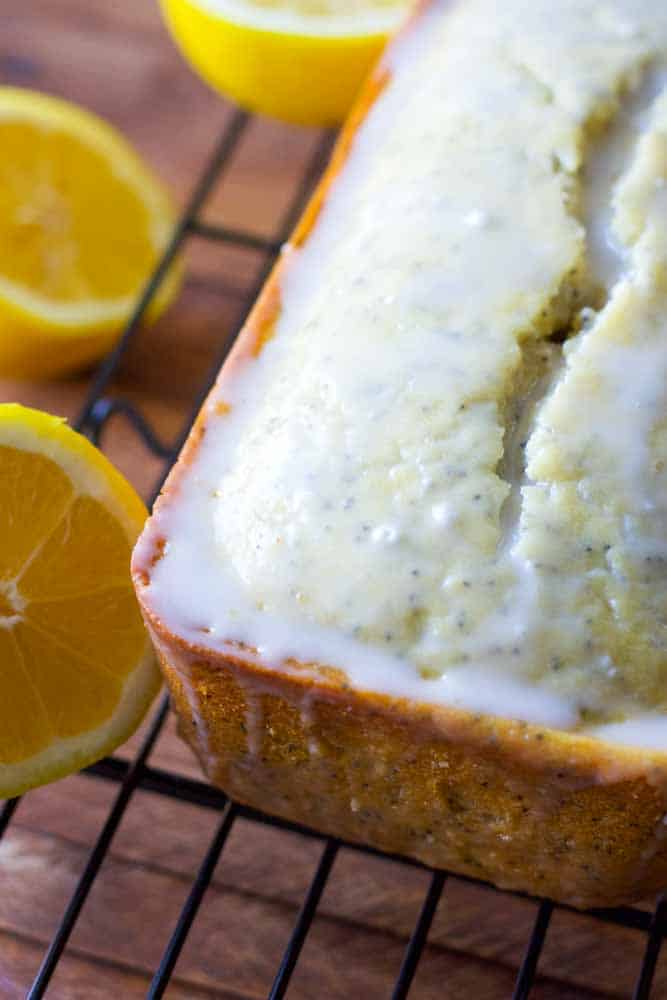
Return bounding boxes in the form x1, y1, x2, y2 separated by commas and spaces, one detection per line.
0, 404, 160, 798
159, 0, 409, 126
0, 88, 180, 380
0, 629, 54, 765
0, 445, 74, 581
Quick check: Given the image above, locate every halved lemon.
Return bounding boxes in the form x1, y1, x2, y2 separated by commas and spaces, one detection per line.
0, 88, 179, 380
0, 404, 160, 798
159, 0, 411, 126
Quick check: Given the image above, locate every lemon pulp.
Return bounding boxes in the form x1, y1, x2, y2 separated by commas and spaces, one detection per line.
197, 0, 406, 25
0, 405, 159, 795
0, 88, 179, 380
240, 1, 401, 11
0, 122, 158, 304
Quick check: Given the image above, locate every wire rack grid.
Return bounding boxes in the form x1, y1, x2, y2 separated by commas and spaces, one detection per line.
1, 108, 666, 1000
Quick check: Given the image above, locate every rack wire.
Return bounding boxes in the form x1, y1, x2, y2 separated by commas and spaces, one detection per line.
1, 107, 666, 999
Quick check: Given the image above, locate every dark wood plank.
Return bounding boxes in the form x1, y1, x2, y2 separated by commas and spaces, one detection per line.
0, 822, 623, 1000
0, 926, 243, 999
7, 771, 655, 998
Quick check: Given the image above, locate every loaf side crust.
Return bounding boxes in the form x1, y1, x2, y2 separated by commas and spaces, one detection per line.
144, 607, 667, 909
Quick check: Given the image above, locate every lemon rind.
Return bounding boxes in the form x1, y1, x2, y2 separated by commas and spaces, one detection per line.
0, 405, 147, 541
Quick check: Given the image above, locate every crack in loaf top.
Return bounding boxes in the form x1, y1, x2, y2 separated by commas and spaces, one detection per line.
139, 0, 667, 742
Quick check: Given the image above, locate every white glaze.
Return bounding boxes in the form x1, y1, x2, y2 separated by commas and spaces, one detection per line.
582, 66, 667, 291
588, 716, 667, 751
138, 0, 667, 745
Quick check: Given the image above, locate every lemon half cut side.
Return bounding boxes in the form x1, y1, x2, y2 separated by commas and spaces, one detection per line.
0, 404, 160, 798
0, 88, 179, 380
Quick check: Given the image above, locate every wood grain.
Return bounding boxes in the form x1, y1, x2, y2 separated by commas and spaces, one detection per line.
1, 1, 666, 997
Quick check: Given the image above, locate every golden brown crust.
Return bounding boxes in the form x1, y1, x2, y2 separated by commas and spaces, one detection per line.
133, 0, 667, 907
141, 605, 667, 908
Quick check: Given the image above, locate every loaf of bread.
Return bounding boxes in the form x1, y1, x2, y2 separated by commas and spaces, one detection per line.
133, 0, 667, 906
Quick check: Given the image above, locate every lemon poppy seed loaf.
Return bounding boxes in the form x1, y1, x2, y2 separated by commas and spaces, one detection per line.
133, 0, 667, 906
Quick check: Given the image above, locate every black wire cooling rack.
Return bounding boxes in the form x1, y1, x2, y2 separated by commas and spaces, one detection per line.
2, 108, 667, 1000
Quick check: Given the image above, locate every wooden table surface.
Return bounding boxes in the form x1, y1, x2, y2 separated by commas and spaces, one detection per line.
1, 3, 666, 998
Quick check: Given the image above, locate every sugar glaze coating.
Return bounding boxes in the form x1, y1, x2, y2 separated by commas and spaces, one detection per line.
140, 0, 667, 738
